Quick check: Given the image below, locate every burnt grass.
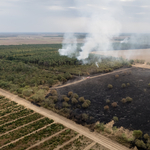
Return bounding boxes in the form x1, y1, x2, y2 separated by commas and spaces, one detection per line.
55, 67, 150, 135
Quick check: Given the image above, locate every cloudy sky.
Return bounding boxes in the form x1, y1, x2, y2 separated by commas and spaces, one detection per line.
0, 0, 150, 33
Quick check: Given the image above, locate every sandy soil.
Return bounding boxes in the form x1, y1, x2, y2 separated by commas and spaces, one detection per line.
0, 35, 84, 45
91, 49, 150, 62
0, 88, 130, 150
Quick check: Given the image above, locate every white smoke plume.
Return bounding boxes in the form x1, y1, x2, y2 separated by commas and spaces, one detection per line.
59, 0, 123, 62
58, 33, 77, 58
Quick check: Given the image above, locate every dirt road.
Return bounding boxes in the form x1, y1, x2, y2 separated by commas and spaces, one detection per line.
0, 88, 130, 150
54, 67, 131, 89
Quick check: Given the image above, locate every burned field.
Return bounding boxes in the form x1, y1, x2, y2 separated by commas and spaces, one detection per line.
55, 67, 150, 135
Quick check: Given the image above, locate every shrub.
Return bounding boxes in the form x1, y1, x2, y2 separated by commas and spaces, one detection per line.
51, 96, 58, 103
106, 99, 110, 104
108, 84, 113, 89
115, 74, 119, 78
95, 122, 105, 131
127, 83, 130, 86
62, 102, 70, 108
0, 95, 5, 99
61, 95, 67, 99
71, 98, 78, 104
148, 83, 150, 88
121, 98, 126, 103
104, 105, 109, 111
144, 133, 149, 140
72, 93, 79, 99
111, 102, 117, 107
126, 97, 133, 102
31, 89, 45, 102
68, 91, 73, 97
22, 89, 33, 97
133, 130, 143, 139
85, 100, 91, 105
121, 83, 126, 88
135, 139, 146, 149
113, 116, 118, 122
64, 97, 70, 102
82, 113, 88, 121
79, 97, 85, 102
82, 102, 89, 108
50, 89, 57, 96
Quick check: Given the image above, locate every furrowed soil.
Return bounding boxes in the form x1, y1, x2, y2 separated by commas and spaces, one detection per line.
56, 67, 150, 135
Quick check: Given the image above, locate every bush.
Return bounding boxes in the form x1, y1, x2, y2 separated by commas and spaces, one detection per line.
133, 130, 143, 139
79, 97, 85, 102
85, 100, 91, 105
126, 97, 133, 102
68, 91, 73, 97
127, 83, 130, 86
111, 102, 117, 107
64, 97, 70, 102
108, 84, 113, 89
72, 93, 79, 99
115, 74, 119, 78
121, 83, 126, 88
31, 89, 45, 102
50, 89, 57, 96
51, 96, 58, 103
135, 139, 146, 149
22, 89, 33, 97
0, 95, 5, 99
71, 98, 78, 104
104, 105, 109, 111
121, 98, 126, 103
113, 116, 118, 122
82, 113, 89, 121
62, 102, 70, 108
144, 133, 149, 140
106, 99, 110, 104
95, 122, 105, 131
82, 102, 89, 108
61, 95, 67, 99
148, 83, 150, 88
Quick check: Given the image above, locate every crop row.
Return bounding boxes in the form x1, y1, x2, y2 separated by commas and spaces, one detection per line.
0, 105, 24, 117
2, 123, 65, 150
60, 135, 93, 150
0, 97, 9, 103
0, 113, 42, 134
30, 129, 78, 150
0, 100, 17, 109
0, 117, 54, 147
0, 109, 34, 125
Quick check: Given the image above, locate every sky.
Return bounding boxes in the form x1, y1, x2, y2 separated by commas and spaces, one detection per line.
0, 0, 150, 33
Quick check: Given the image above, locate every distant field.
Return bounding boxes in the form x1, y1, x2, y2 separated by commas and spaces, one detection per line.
92, 48, 150, 62
0, 33, 84, 45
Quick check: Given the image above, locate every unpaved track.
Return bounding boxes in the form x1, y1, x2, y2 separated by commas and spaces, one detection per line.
54, 67, 131, 89
0, 88, 130, 150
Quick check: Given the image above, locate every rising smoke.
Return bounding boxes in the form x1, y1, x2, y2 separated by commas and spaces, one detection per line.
59, 0, 123, 62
